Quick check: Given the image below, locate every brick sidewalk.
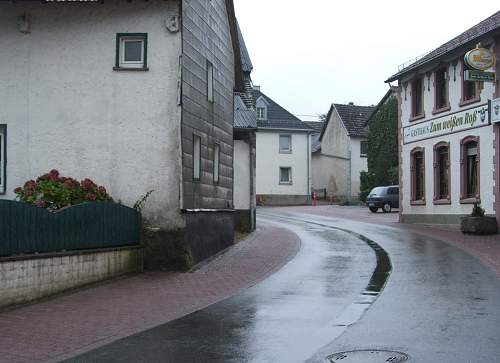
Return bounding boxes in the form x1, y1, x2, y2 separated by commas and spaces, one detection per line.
0, 225, 300, 363
274, 205, 500, 277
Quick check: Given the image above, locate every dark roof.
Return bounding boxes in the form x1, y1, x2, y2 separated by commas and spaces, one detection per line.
387, 11, 500, 82
333, 104, 375, 137
304, 121, 325, 134
311, 134, 322, 153
237, 22, 253, 74
234, 94, 257, 129
366, 87, 398, 125
254, 90, 312, 131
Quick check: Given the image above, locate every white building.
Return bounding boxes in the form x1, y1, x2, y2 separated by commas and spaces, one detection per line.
254, 88, 313, 205
0, 0, 245, 268
313, 103, 375, 200
386, 11, 500, 227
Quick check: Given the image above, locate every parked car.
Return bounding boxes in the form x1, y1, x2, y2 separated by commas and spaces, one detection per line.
366, 186, 399, 213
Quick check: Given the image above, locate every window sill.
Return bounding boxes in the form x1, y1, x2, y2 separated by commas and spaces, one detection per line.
279, 151, 292, 154
459, 97, 480, 107
432, 105, 451, 115
113, 66, 149, 72
279, 182, 292, 185
460, 197, 481, 204
410, 199, 426, 205
360, 154, 367, 158
409, 113, 425, 122
433, 198, 451, 205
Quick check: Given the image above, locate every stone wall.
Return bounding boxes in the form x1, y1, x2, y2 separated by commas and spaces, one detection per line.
0, 247, 143, 309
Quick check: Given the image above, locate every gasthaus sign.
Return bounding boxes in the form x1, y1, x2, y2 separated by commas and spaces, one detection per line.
403, 104, 490, 144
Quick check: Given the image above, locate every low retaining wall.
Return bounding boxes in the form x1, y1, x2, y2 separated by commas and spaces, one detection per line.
257, 194, 310, 206
400, 213, 470, 227
0, 246, 143, 309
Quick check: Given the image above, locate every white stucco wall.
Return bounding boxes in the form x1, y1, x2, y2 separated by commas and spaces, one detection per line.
350, 138, 368, 197
256, 131, 310, 196
400, 56, 496, 216
0, 2, 183, 228
311, 154, 348, 197
234, 140, 251, 209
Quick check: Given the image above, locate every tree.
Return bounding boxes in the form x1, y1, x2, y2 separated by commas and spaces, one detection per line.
359, 96, 399, 202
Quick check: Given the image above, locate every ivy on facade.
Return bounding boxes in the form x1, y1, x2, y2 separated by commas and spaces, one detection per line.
359, 96, 399, 201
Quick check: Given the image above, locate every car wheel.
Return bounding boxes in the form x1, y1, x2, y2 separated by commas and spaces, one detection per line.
382, 203, 392, 213
369, 207, 378, 213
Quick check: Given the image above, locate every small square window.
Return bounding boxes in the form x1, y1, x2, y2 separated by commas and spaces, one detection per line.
280, 167, 292, 184
115, 33, 148, 70
279, 135, 291, 153
256, 107, 266, 120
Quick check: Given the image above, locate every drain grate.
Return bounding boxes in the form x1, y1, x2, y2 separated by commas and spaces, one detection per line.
327, 350, 409, 362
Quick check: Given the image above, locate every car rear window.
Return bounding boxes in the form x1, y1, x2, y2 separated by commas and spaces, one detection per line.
369, 187, 386, 196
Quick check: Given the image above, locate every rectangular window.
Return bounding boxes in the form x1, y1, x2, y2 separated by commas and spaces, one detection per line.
462, 63, 478, 103
207, 61, 214, 103
360, 141, 368, 157
411, 148, 425, 203
460, 137, 480, 202
411, 78, 424, 118
0, 125, 5, 194
279, 135, 291, 153
466, 143, 478, 198
433, 143, 450, 202
213, 143, 220, 184
256, 107, 265, 120
280, 167, 292, 184
115, 33, 148, 70
434, 68, 448, 111
193, 135, 201, 181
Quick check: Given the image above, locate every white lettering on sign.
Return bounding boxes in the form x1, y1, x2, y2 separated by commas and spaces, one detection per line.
403, 104, 489, 144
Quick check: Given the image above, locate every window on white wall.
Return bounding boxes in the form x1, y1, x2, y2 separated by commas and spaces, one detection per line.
213, 143, 220, 184
280, 167, 292, 184
193, 135, 201, 181
115, 33, 148, 70
0, 126, 5, 194
360, 141, 368, 157
279, 135, 292, 153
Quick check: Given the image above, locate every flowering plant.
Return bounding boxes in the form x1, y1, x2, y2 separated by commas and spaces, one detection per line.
14, 169, 113, 211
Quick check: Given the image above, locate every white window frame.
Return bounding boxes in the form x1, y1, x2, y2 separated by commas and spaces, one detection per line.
279, 134, 292, 153
213, 143, 220, 184
115, 33, 148, 70
193, 135, 201, 181
0, 126, 5, 194
256, 107, 266, 120
279, 167, 292, 184
207, 61, 214, 103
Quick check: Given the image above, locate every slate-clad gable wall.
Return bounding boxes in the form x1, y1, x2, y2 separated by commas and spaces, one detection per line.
181, 0, 235, 209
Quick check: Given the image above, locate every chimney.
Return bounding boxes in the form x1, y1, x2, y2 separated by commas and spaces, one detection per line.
348, 102, 354, 105
253, 85, 261, 92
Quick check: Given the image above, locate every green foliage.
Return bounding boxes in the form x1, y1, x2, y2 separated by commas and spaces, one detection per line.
133, 190, 155, 212
471, 203, 485, 217
359, 96, 399, 202
14, 169, 113, 211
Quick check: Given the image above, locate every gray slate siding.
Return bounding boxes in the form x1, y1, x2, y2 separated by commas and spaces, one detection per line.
181, 0, 235, 209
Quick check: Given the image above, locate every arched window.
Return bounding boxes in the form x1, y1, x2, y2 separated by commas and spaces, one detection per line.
460, 136, 480, 203
410, 147, 425, 204
433, 142, 450, 203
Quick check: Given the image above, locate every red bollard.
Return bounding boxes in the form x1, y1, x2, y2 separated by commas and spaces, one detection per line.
312, 192, 317, 206
329, 195, 334, 205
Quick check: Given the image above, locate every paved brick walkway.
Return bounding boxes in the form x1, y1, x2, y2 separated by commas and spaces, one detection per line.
0, 225, 300, 363
274, 205, 500, 277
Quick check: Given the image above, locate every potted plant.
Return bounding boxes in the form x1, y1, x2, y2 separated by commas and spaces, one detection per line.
461, 203, 498, 235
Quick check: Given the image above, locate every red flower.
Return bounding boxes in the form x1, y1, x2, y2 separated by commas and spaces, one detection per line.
49, 169, 60, 182
37, 173, 50, 182
35, 200, 47, 208
85, 193, 97, 201
98, 186, 106, 194
14, 187, 22, 194
24, 180, 37, 190
81, 178, 96, 191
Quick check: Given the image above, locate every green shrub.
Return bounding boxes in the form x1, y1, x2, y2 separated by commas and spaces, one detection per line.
14, 169, 112, 211
471, 203, 485, 217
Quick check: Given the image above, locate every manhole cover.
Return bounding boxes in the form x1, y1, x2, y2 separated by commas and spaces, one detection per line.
327, 349, 409, 362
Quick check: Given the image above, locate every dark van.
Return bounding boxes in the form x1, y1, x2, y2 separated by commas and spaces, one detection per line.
366, 186, 399, 213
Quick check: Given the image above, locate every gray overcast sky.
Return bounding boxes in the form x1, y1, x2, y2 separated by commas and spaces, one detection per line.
233, 1, 499, 121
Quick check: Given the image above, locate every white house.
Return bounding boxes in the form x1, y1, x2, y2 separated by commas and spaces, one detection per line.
313, 103, 375, 200
386, 11, 500, 227
0, 0, 245, 268
254, 88, 313, 205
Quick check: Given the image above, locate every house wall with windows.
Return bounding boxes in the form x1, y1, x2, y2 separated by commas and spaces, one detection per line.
0, 1, 183, 229
390, 23, 500, 226
350, 137, 368, 197
256, 131, 311, 205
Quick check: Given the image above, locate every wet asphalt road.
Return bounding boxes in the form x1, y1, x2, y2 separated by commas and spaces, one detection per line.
65, 209, 500, 363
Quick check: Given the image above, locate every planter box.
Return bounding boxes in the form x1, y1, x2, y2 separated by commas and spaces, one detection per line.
461, 216, 498, 235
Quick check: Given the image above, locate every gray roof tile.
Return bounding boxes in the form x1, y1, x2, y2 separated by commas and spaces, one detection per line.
237, 22, 253, 74
387, 11, 500, 82
304, 121, 325, 134
234, 94, 257, 129
334, 104, 375, 137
